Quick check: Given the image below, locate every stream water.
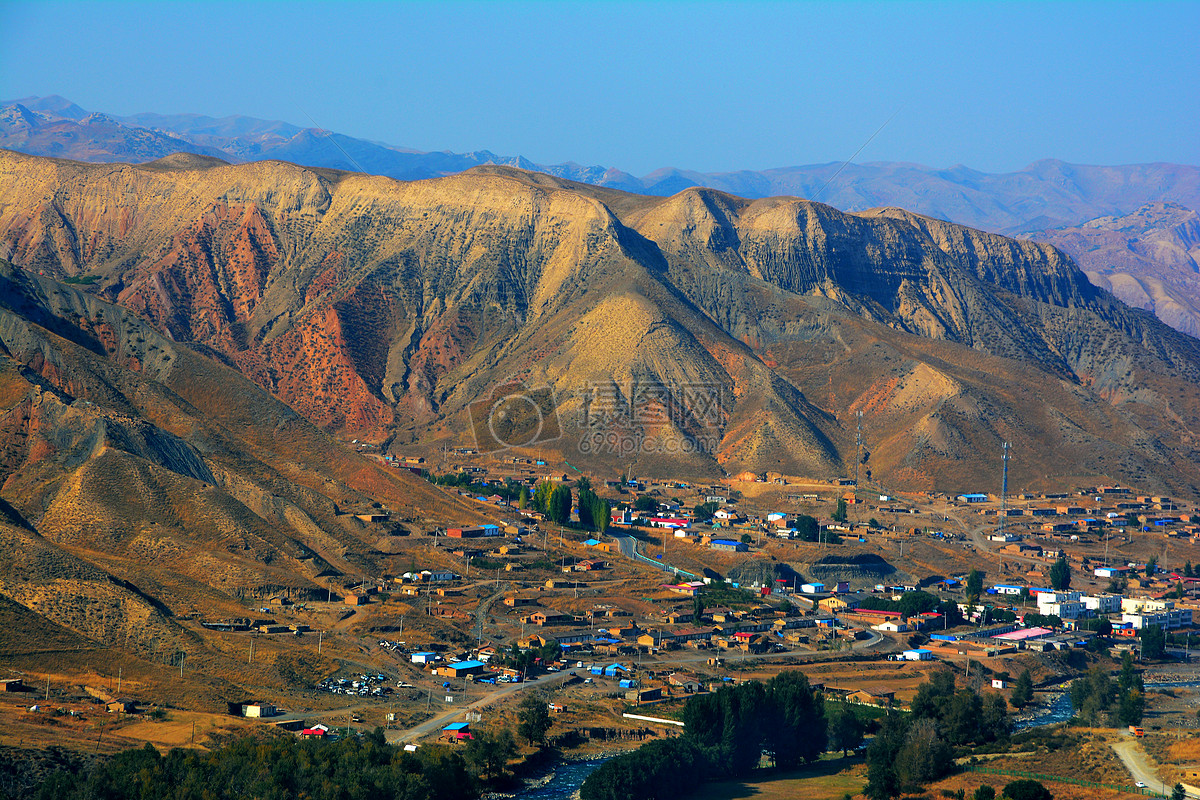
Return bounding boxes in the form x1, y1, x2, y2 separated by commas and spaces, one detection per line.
507, 758, 609, 800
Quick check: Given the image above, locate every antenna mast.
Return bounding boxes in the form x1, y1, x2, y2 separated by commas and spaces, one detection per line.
998, 442, 1010, 551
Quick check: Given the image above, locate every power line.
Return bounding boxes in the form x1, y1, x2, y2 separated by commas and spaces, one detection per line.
811, 106, 904, 203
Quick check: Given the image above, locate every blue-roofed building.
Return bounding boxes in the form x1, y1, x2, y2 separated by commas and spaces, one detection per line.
442, 722, 473, 741
444, 660, 486, 677
710, 539, 747, 552
957, 493, 989, 503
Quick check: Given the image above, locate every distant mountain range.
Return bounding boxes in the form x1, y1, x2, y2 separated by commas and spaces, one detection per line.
3, 94, 1200, 337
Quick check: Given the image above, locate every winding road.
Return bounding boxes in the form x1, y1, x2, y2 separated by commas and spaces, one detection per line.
1109, 731, 1184, 798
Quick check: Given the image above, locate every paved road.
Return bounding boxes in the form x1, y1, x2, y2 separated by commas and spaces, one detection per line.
1110, 732, 1177, 797
387, 669, 577, 744
609, 531, 681, 575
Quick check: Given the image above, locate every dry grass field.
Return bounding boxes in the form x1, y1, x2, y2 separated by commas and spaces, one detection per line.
688, 757, 866, 800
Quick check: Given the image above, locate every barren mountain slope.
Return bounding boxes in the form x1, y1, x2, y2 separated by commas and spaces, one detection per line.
1023, 203, 1200, 337
0, 261, 495, 665
2, 151, 1199, 495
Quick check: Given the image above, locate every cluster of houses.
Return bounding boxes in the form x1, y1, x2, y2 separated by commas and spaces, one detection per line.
958, 488, 1200, 542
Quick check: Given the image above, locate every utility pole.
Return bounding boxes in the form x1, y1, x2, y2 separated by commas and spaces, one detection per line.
116, 667, 122, 697
179, 652, 185, 679
318, 630, 324, 654
854, 411, 863, 496
249, 636, 255, 664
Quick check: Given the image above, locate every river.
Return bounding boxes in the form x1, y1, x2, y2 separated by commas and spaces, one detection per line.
507, 758, 609, 800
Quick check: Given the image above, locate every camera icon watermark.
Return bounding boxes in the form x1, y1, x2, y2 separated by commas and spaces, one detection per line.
468, 382, 562, 453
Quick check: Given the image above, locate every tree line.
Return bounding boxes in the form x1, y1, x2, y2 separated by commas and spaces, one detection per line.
31, 693, 561, 800
865, 670, 1010, 800
580, 671, 826, 800
32, 730, 478, 800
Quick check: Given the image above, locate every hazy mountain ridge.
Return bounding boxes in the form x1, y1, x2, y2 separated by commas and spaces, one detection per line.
5, 95, 1199, 233
2, 150, 1198, 497
1022, 203, 1200, 338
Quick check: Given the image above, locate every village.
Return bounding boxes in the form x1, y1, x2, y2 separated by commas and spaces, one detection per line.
6, 445, 1200, 791
18, 450, 1188, 753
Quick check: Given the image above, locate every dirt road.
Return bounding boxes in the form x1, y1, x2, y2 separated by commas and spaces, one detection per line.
1110, 732, 1178, 797
386, 668, 577, 744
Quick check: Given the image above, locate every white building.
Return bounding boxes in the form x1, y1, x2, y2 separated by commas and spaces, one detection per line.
1122, 608, 1192, 630
242, 703, 276, 718
903, 648, 934, 661
1082, 594, 1122, 614
1122, 597, 1173, 614
1038, 590, 1086, 620
874, 621, 908, 633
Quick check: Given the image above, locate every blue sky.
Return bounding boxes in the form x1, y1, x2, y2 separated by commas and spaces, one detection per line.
2, 1, 1196, 175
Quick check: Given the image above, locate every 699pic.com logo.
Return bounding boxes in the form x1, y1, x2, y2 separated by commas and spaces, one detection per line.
468, 382, 562, 453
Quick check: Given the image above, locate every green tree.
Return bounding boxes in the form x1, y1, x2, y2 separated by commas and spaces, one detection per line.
594, 498, 612, 534
517, 486, 530, 509
832, 498, 849, 523
1095, 617, 1113, 636
1071, 667, 1116, 724
864, 713, 911, 800
1010, 669, 1034, 709
895, 719, 953, 791
533, 481, 553, 513
765, 670, 827, 769
634, 494, 658, 512
517, 694, 553, 746
463, 727, 518, 781
1117, 686, 1145, 726
976, 785, 997, 800
1002, 779, 1053, 800
795, 515, 820, 541
548, 484, 572, 525
1145, 557, 1157, 579
911, 670, 956, 720
694, 501, 719, 519
740, 533, 753, 545
1049, 557, 1071, 590
829, 699, 865, 756
868, 517, 881, 529
967, 568, 984, 598
1185, 561, 1194, 578
944, 689, 984, 746
576, 477, 596, 528
1141, 625, 1167, 659
1172, 785, 1186, 800
980, 692, 1011, 743
1118, 650, 1139, 692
